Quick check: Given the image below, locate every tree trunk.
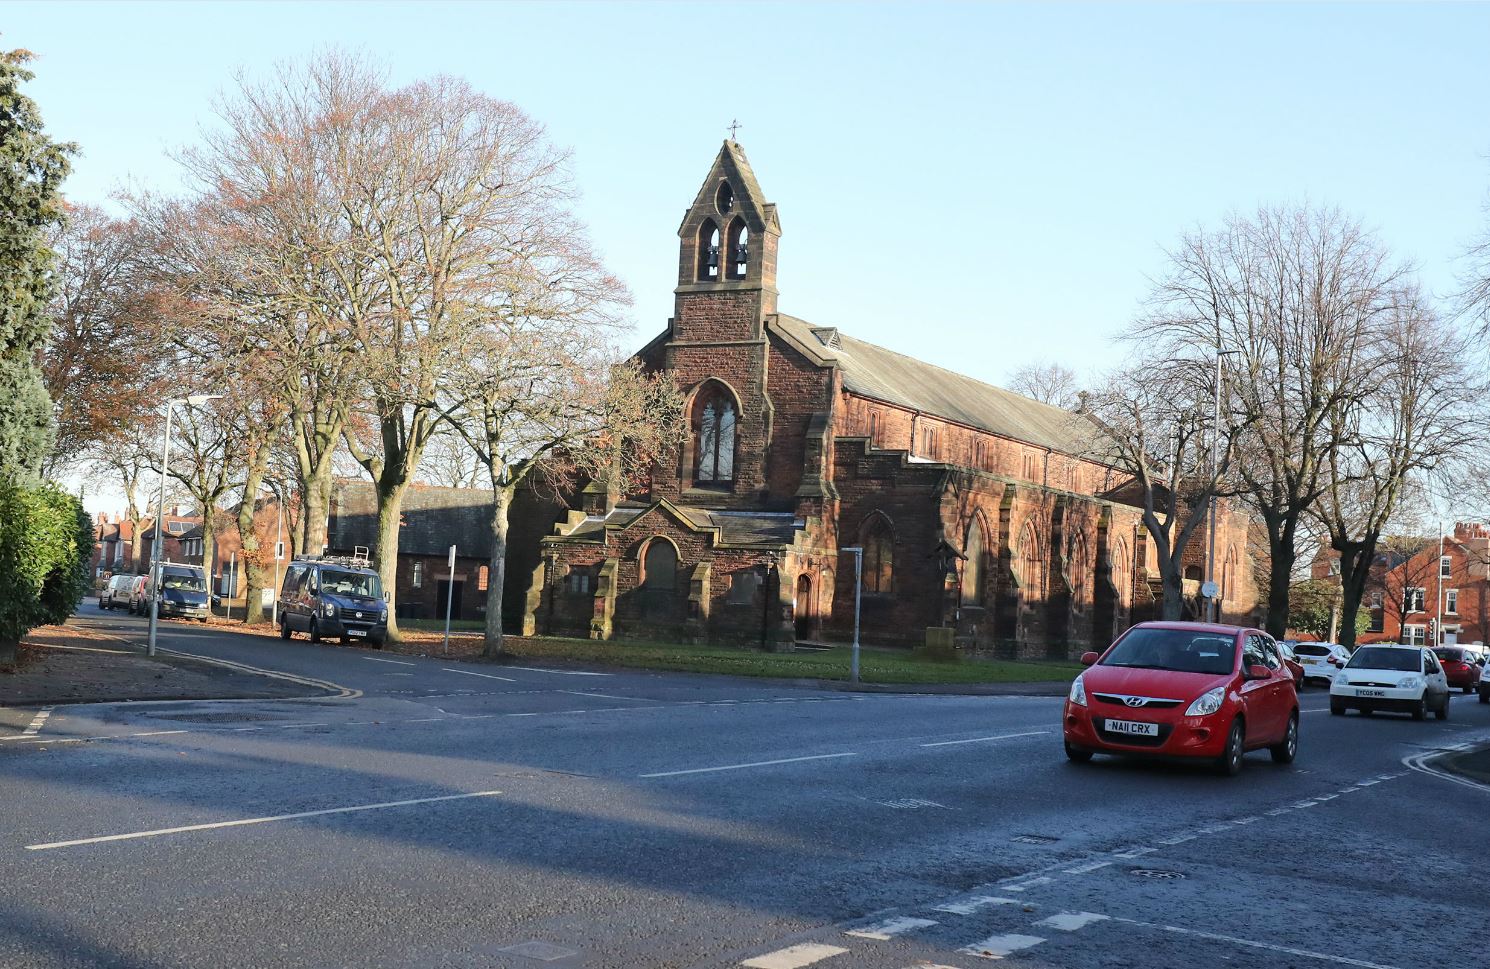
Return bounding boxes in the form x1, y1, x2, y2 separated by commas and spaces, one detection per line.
238, 462, 269, 625
1160, 565, 1184, 620
372, 479, 410, 642
483, 485, 513, 658
200, 520, 216, 611
1333, 536, 1377, 652
0, 636, 17, 668
301, 471, 332, 555
1260, 513, 1299, 639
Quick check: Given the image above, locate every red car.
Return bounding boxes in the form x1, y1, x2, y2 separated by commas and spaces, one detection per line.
1063, 621, 1299, 776
1431, 647, 1483, 694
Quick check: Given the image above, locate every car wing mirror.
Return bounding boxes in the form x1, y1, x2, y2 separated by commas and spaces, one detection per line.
1080, 651, 1099, 667
1246, 664, 1271, 681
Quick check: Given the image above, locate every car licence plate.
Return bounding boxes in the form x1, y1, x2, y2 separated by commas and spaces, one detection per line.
1355, 688, 1385, 698
346, 629, 366, 638
1104, 719, 1158, 737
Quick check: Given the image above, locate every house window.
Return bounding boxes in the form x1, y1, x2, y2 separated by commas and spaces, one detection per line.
920, 425, 939, 460
1022, 454, 1037, 480
1368, 610, 1384, 632
867, 411, 879, 445
1405, 587, 1425, 613
566, 569, 591, 595
1404, 624, 1426, 647
477, 565, 489, 592
412, 561, 424, 589
860, 516, 894, 595
693, 386, 737, 486
1441, 556, 1452, 579
1370, 591, 1382, 608
1446, 589, 1458, 614
973, 440, 987, 468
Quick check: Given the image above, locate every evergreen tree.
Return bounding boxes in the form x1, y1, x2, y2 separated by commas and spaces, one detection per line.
0, 47, 72, 483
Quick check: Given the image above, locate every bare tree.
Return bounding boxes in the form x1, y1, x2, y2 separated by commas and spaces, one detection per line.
1132, 205, 1409, 637
1007, 361, 1080, 409
87, 424, 160, 574
418, 426, 482, 489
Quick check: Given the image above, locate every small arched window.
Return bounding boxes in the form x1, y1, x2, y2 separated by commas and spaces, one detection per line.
1222, 546, 1237, 602
1017, 521, 1044, 599
867, 411, 880, 445
697, 219, 720, 281
1067, 533, 1088, 612
961, 519, 986, 606
861, 515, 894, 595
641, 539, 677, 591
726, 217, 749, 279
715, 181, 734, 215
693, 385, 737, 486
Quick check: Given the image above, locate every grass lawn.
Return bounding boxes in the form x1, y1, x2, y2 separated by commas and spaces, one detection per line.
398, 618, 487, 632
500, 636, 1083, 685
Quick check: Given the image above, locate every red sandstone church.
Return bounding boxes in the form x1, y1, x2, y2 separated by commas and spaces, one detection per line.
510, 142, 1262, 657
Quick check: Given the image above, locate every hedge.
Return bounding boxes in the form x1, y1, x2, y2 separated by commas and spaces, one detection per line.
0, 481, 92, 663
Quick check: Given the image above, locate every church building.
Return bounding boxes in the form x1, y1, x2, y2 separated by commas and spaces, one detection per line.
514, 141, 1262, 658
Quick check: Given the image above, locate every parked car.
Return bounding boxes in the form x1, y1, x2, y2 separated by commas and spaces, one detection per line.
1432, 647, 1483, 694
99, 573, 135, 610
1330, 644, 1450, 720
1479, 661, 1490, 705
144, 563, 210, 621
278, 557, 388, 647
1063, 621, 1299, 776
127, 574, 150, 614
1274, 641, 1305, 689
1291, 642, 1352, 686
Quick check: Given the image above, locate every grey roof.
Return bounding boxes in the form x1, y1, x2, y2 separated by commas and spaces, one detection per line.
558, 502, 799, 548
329, 480, 495, 559
772, 315, 1103, 458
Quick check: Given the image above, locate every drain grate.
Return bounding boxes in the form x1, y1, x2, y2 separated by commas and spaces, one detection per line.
1012, 834, 1060, 845
1129, 868, 1185, 879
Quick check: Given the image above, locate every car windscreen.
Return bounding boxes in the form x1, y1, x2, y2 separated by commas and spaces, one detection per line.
319, 568, 382, 599
1100, 628, 1236, 675
1346, 647, 1420, 672
161, 572, 205, 592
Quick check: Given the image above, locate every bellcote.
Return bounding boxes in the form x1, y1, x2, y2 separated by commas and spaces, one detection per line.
676, 140, 781, 301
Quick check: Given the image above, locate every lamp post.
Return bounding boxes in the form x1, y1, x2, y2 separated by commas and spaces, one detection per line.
838, 546, 863, 683
147, 394, 223, 657
1206, 349, 1241, 623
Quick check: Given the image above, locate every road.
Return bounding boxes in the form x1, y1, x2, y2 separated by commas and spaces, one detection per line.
2, 603, 1487, 969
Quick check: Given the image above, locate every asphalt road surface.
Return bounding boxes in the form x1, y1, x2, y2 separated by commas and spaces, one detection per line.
3, 603, 1487, 969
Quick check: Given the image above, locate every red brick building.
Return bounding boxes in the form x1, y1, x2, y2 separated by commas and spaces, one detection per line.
1348, 525, 1490, 648
510, 142, 1263, 657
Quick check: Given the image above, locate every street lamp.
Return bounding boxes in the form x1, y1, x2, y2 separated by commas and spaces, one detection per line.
838, 546, 863, 683
147, 394, 224, 657
1206, 349, 1241, 623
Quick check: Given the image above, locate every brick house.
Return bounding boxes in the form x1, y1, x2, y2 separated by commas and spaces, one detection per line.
94, 512, 197, 579
327, 480, 496, 622
508, 141, 1263, 657
178, 499, 297, 598
1350, 525, 1490, 647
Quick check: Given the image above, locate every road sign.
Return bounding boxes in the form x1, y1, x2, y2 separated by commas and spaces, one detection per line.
1201, 581, 1219, 599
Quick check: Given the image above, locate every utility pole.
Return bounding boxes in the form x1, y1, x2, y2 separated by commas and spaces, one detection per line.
1436, 523, 1445, 647
147, 394, 222, 657
1205, 348, 1241, 622
442, 544, 457, 656
839, 546, 863, 684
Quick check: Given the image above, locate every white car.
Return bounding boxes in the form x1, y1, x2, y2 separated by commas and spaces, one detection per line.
1330, 644, 1450, 720
1292, 642, 1352, 686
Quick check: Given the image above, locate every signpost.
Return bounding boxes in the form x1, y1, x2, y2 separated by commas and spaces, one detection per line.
838, 546, 863, 684
442, 545, 457, 656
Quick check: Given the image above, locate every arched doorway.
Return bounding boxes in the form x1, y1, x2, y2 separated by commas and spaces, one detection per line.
795, 573, 813, 640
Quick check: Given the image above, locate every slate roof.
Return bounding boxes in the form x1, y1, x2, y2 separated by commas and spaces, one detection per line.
559, 502, 800, 548
771, 315, 1104, 458
329, 480, 495, 559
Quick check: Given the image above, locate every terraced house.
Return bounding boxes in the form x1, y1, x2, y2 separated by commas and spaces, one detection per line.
513, 142, 1262, 656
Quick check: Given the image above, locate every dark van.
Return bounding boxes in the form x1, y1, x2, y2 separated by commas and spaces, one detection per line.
147, 563, 210, 620
278, 557, 388, 647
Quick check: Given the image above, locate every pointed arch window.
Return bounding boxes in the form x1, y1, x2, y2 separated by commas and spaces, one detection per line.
1222, 546, 1237, 602
697, 219, 720, 281
715, 180, 734, 215
641, 539, 678, 591
726, 217, 749, 279
693, 385, 737, 486
861, 515, 894, 595
961, 519, 986, 606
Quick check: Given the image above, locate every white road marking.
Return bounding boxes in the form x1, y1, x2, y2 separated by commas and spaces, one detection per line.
1232, 815, 1262, 824
1113, 846, 1156, 858
25, 790, 504, 850
1402, 748, 1490, 795
442, 668, 516, 682
1034, 911, 1109, 931
1062, 860, 1113, 874
558, 690, 648, 701
2, 728, 188, 745
959, 933, 1046, 959
1003, 876, 1053, 891
845, 916, 938, 940
640, 752, 857, 778
1156, 833, 1196, 845
932, 896, 1021, 915
20, 706, 54, 737
741, 943, 848, 968
1106, 918, 1403, 969
501, 665, 610, 676
363, 657, 415, 666
920, 730, 1050, 747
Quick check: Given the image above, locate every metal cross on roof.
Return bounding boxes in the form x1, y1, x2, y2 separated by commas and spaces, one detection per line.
727, 119, 741, 141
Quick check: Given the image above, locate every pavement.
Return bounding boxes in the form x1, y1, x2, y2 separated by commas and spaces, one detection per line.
2, 602, 1488, 969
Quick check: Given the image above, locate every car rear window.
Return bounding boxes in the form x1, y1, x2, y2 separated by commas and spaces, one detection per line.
1293, 644, 1329, 657
1347, 647, 1421, 672
1433, 648, 1464, 662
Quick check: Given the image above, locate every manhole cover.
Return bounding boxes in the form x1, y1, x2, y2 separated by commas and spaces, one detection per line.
1012, 834, 1060, 845
1129, 868, 1185, 879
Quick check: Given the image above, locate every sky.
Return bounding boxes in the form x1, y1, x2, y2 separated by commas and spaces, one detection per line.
8, 1, 1490, 510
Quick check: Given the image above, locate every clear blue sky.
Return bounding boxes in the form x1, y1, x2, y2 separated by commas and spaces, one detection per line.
9, 1, 1490, 389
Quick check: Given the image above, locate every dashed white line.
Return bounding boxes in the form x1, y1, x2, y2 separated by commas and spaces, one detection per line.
741, 943, 848, 968
1113, 918, 1403, 969
932, 895, 1021, 915
25, 790, 504, 850
845, 916, 939, 940
919, 730, 1050, 747
20, 706, 54, 737
640, 752, 857, 778
441, 668, 516, 682
363, 657, 416, 666
501, 665, 611, 677
558, 690, 648, 701
959, 933, 1046, 959
1062, 860, 1113, 875
1034, 911, 1109, 931
1003, 876, 1054, 892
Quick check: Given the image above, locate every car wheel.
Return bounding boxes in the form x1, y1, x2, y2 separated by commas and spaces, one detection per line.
1064, 742, 1093, 764
1215, 719, 1245, 776
1359, 707, 1372, 717
1270, 713, 1298, 765
308, 618, 321, 643
279, 616, 292, 640
1412, 697, 1427, 721
1479, 689, 1488, 705
1330, 699, 1345, 716
1436, 695, 1449, 721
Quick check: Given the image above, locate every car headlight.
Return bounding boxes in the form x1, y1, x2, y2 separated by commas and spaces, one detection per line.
1185, 685, 1227, 717
1397, 675, 1423, 689
1068, 675, 1087, 707
324, 602, 336, 617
